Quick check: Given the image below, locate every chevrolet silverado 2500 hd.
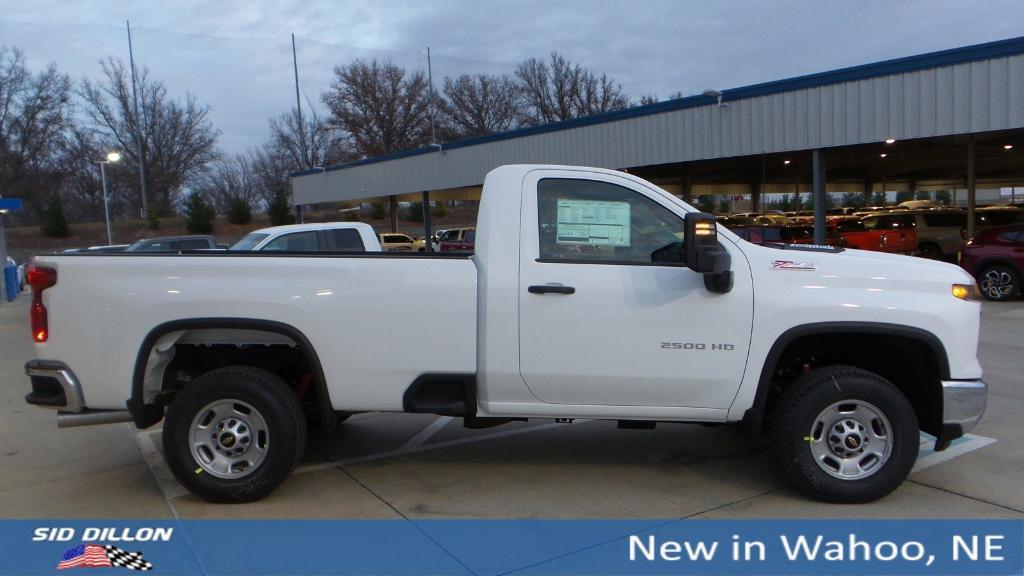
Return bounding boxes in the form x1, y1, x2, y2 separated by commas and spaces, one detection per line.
24, 165, 986, 503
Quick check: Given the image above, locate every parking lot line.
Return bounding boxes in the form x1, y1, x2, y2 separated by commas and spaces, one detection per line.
912, 433, 996, 473
133, 416, 996, 503
293, 418, 584, 476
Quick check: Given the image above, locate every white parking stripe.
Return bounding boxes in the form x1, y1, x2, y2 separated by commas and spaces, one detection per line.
294, 419, 583, 476
133, 427, 190, 499
912, 433, 996, 473
402, 416, 454, 450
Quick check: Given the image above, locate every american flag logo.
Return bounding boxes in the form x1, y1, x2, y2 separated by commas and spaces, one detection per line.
57, 544, 154, 571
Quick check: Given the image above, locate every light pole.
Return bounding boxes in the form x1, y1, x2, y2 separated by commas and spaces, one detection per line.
98, 151, 121, 245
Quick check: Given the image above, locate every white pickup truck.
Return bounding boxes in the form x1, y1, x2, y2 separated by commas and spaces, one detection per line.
24, 165, 986, 504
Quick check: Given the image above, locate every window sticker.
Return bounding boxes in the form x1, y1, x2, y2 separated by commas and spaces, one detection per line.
556, 199, 631, 246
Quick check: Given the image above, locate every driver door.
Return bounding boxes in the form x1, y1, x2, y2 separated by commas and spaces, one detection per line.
517, 169, 753, 409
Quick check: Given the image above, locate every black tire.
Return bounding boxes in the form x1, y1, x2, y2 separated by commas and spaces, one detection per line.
163, 366, 307, 503
773, 365, 919, 503
917, 243, 943, 260
977, 265, 1019, 301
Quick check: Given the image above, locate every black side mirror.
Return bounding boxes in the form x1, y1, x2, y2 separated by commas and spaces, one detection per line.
684, 212, 733, 293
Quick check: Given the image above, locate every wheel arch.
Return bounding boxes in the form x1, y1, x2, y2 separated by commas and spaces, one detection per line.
128, 318, 333, 430
743, 322, 950, 439
973, 257, 1022, 279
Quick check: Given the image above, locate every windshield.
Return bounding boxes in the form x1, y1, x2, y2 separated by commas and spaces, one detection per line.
230, 233, 270, 250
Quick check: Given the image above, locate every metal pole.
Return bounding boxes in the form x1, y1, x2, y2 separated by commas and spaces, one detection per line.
427, 47, 437, 145
100, 162, 113, 245
127, 20, 148, 217
812, 148, 827, 245
0, 211, 8, 300
422, 191, 432, 252
967, 137, 977, 239
292, 34, 307, 225
389, 195, 398, 233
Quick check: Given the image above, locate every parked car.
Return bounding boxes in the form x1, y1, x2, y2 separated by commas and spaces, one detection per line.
900, 210, 966, 260
432, 227, 475, 251
412, 237, 428, 252
960, 224, 1024, 301
377, 233, 415, 251
724, 224, 845, 247
230, 223, 381, 252
62, 244, 130, 253
439, 228, 476, 252
833, 214, 918, 254
125, 236, 222, 252
24, 165, 985, 505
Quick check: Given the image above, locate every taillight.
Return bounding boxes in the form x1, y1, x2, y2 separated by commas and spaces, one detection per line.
27, 266, 57, 343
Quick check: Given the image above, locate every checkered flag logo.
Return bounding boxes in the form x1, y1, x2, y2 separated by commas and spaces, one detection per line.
57, 543, 154, 571
105, 545, 154, 571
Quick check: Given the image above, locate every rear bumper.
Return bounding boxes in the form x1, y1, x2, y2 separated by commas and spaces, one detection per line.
25, 360, 133, 427
935, 379, 987, 450
24, 360, 84, 412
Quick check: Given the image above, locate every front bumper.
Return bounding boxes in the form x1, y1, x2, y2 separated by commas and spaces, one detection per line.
935, 379, 987, 450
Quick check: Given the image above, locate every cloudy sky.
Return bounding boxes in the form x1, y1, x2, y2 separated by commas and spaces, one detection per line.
2, 0, 1022, 154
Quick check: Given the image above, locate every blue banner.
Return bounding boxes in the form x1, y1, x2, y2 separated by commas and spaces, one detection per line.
3, 519, 1021, 575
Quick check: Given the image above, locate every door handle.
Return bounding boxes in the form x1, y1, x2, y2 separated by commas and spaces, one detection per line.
528, 284, 576, 295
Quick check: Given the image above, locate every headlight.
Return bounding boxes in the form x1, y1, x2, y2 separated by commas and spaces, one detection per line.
951, 283, 979, 301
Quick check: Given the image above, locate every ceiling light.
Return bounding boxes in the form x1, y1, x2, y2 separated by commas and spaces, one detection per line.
783, 160, 791, 165
880, 153, 887, 158
885, 139, 896, 144
1005, 144, 1014, 150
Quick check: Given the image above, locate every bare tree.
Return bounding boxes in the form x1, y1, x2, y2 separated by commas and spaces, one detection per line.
438, 73, 522, 140
192, 153, 263, 212
321, 59, 431, 157
267, 106, 356, 172
0, 46, 73, 219
57, 127, 135, 221
78, 58, 219, 215
515, 52, 628, 125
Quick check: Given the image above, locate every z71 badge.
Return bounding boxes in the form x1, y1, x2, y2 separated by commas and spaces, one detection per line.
770, 260, 819, 271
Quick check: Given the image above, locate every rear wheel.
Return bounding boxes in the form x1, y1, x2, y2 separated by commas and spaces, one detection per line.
978, 265, 1019, 301
163, 366, 307, 503
773, 366, 919, 503
917, 243, 943, 260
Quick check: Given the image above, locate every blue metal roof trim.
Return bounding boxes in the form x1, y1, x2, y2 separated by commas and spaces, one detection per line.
291, 35, 1024, 178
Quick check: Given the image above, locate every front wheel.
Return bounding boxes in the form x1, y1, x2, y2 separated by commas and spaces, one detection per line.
773, 366, 919, 503
978, 265, 1019, 301
163, 366, 307, 503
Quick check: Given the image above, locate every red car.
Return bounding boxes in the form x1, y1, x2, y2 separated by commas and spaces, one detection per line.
439, 228, 476, 252
833, 214, 918, 254
960, 224, 1024, 301
724, 224, 846, 247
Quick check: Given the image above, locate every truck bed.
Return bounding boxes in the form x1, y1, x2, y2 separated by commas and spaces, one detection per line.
31, 251, 478, 412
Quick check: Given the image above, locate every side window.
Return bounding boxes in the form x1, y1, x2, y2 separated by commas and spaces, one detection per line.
262, 231, 319, 251
329, 229, 365, 251
998, 230, 1023, 243
537, 178, 684, 264
174, 239, 210, 250
763, 227, 782, 242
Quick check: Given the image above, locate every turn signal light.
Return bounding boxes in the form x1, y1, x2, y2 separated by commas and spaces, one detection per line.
951, 283, 978, 301
27, 265, 57, 343
694, 222, 716, 236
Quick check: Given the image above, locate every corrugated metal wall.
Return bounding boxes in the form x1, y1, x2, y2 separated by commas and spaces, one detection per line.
294, 53, 1024, 204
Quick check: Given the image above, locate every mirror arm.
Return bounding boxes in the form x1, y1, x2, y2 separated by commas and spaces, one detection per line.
704, 271, 734, 294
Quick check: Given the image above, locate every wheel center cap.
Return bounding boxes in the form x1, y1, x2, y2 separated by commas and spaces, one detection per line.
220, 433, 236, 448
845, 435, 861, 449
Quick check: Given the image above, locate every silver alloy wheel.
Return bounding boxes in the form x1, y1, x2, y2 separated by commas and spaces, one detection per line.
981, 269, 1014, 299
188, 399, 269, 479
808, 400, 892, 480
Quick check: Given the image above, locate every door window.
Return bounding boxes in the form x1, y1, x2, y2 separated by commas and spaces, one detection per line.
537, 178, 684, 264
262, 231, 319, 251
328, 228, 365, 251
